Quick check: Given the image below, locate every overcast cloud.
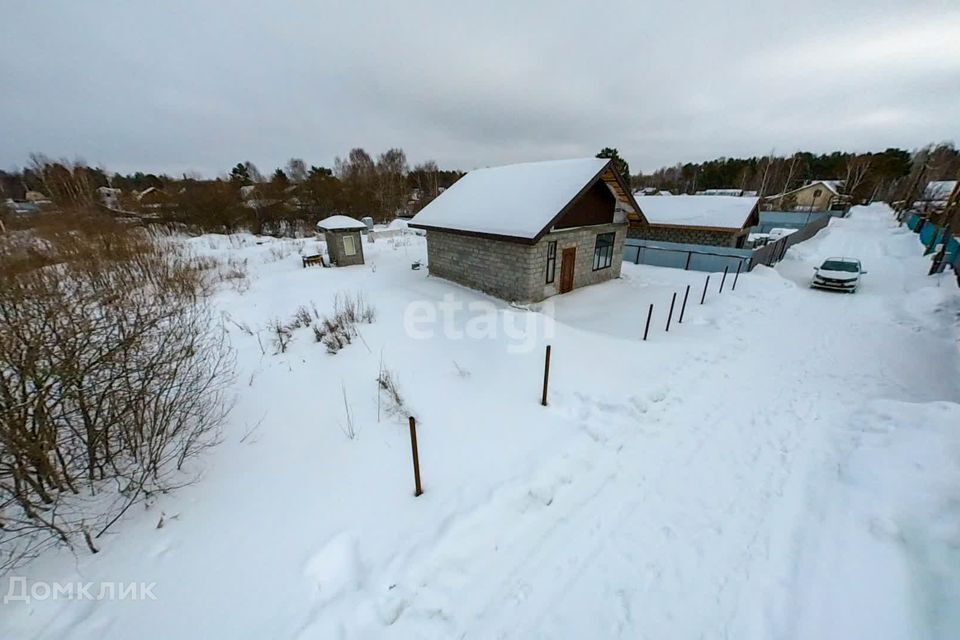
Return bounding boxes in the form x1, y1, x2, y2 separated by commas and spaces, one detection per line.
1, 0, 958, 176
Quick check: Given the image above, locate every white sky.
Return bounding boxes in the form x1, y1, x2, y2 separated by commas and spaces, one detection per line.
1, 0, 958, 176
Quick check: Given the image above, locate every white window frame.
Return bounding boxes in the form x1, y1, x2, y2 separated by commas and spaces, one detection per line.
343, 235, 357, 256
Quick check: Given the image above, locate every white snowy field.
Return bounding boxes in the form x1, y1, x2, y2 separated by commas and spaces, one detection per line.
2, 204, 960, 639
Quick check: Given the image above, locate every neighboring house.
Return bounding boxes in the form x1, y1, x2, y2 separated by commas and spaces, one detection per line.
766, 180, 846, 212
628, 195, 760, 248
317, 215, 366, 266
24, 191, 51, 204
136, 187, 170, 209
917, 180, 959, 214
408, 158, 645, 303
97, 186, 122, 209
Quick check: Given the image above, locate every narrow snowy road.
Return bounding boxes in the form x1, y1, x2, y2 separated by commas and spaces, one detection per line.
345, 206, 960, 639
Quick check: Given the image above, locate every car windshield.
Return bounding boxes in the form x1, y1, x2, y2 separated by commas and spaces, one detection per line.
820, 260, 859, 272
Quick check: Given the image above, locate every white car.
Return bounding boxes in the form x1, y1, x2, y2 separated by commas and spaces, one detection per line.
811, 257, 866, 292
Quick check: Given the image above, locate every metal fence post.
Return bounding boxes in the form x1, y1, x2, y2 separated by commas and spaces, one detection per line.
679, 284, 690, 323
666, 292, 677, 331
732, 261, 742, 290
719, 265, 729, 293
684, 252, 692, 270
643, 303, 653, 341
540, 345, 551, 406
700, 275, 710, 304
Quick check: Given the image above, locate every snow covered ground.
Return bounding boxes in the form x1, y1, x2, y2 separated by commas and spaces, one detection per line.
3, 204, 959, 639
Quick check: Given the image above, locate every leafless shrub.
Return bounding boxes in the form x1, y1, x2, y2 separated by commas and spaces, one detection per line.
334, 291, 375, 324
453, 361, 471, 378
317, 292, 375, 354
219, 257, 250, 293
377, 367, 408, 417
292, 305, 313, 327
312, 325, 326, 342
0, 218, 233, 573
269, 318, 293, 353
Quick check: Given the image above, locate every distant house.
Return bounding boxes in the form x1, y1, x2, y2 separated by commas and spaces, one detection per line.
409, 158, 645, 303
97, 186, 122, 209
766, 180, 846, 212
24, 191, 51, 204
628, 195, 760, 248
316, 215, 366, 266
924, 180, 958, 203
136, 187, 170, 209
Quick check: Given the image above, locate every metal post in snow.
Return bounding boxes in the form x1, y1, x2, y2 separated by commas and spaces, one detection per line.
684, 252, 692, 270
666, 292, 677, 332
732, 261, 742, 290
700, 275, 710, 304
679, 284, 690, 323
719, 266, 729, 293
643, 303, 653, 341
408, 416, 423, 497
541, 345, 551, 407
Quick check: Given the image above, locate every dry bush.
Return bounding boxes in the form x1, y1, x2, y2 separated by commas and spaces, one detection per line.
377, 367, 408, 417
0, 216, 233, 573
268, 318, 293, 353
219, 256, 250, 293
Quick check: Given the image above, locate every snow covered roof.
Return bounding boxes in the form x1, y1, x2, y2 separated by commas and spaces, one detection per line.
924, 180, 958, 201
409, 158, 641, 242
638, 195, 759, 229
702, 188, 744, 196
316, 214, 367, 231
765, 180, 845, 200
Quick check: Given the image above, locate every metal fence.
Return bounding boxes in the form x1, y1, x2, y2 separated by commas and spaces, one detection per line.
623, 211, 832, 273
623, 240, 752, 273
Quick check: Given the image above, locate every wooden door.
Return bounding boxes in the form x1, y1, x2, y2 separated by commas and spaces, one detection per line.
559, 247, 576, 293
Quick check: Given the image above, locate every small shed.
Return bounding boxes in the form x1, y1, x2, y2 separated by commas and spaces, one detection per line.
317, 215, 366, 266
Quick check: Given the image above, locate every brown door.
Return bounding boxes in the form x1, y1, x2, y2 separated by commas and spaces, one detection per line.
559, 247, 576, 293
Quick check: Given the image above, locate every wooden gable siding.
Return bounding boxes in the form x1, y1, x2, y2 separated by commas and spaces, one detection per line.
553, 179, 616, 229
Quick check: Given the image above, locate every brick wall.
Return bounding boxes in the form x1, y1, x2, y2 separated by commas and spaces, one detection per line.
425, 231, 537, 301
628, 225, 741, 247
533, 223, 625, 300
426, 222, 626, 302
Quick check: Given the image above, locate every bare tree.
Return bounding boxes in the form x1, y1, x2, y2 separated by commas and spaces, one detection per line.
285, 158, 308, 183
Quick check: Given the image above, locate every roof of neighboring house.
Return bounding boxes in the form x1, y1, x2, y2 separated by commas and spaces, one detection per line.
316, 214, 367, 231
409, 158, 643, 242
701, 188, 744, 196
924, 180, 958, 201
136, 186, 167, 200
765, 179, 845, 200
639, 195, 760, 230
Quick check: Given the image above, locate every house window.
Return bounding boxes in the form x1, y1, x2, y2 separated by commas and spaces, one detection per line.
545, 241, 557, 284
593, 232, 615, 270
343, 235, 357, 256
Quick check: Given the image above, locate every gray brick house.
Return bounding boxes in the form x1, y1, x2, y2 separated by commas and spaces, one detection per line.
409, 158, 647, 302
628, 195, 760, 248
316, 215, 366, 266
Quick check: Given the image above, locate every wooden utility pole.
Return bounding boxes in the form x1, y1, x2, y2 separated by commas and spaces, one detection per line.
408, 416, 423, 497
